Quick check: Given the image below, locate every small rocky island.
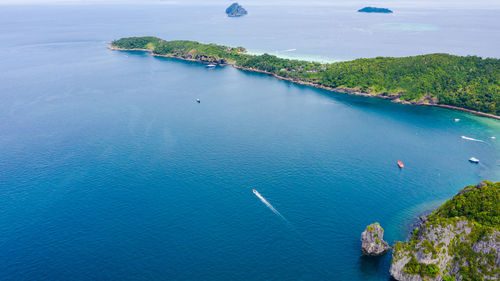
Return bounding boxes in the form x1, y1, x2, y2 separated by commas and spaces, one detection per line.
390, 181, 499, 281
361, 222, 391, 256
358, 7, 393, 13
226, 2, 247, 17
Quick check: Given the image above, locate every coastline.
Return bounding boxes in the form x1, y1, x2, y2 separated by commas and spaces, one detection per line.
108, 46, 500, 121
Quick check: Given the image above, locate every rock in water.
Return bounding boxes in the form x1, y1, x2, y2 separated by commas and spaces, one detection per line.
361, 222, 391, 256
225, 3, 247, 17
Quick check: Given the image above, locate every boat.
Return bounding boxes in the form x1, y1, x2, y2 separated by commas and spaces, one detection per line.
469, 157, 479, 163
454, 118, 460, 122
196, 98, 200, 103
397, 160, 404, 168
206, 64, 216, 68
252, 189, 257, 195
491, 136, 496, 140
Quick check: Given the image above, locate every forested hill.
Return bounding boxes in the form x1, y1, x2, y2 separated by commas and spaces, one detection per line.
111, 37, 500, 116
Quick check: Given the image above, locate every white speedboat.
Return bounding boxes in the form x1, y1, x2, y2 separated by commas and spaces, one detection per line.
206, 64, 216, 68
469, 157, 479, 163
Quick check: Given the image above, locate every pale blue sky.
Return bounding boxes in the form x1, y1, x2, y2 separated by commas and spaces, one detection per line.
1, 0, 500, 9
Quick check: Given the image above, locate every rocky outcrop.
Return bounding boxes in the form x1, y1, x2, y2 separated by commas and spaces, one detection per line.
390, 181, 500, 281
226, 3, 247, 17
361, 222, 391, 256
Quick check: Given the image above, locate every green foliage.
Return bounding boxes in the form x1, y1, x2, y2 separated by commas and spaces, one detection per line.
111, 36, 161, 49
403, 255, 440, 278
429, 181, 500, 229
443, 276, 455, 281
321, 55, 500, 115
396, 181, 500, 280
448, 223, 499, 280
111, 37, 500, 115
422, 240, 437, 257
393, 241, 405, 252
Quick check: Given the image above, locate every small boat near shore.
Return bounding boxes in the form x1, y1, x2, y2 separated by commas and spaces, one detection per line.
206, 64, 216, 68
196, 98, 200, 103
397, 160, 404, 168
469, 157, 479, 163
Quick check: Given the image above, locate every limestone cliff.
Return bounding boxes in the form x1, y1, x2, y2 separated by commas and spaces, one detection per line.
390, 181, 499, 281
361, 222, 391, 256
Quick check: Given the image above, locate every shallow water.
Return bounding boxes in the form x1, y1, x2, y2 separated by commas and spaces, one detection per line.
0, 3, 499, 280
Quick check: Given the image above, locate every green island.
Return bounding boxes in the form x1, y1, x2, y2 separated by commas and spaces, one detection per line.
110, 36, 500, 118
390, 181, 499, 281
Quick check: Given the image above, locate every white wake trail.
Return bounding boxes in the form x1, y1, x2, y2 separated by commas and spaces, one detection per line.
253, 189, 288, 221
461, 136, 485, 143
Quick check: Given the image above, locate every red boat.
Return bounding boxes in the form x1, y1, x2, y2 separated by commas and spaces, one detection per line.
397, 160, 404, 168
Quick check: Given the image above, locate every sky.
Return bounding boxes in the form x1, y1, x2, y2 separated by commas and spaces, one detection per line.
1, 0, 500, 9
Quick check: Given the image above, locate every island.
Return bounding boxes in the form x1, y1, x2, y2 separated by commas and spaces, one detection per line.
226, 3, 247, 17
358, 7, 393, 13
361, 222, 391, 256
390, 181, 499, 281
109, 36, 500, 119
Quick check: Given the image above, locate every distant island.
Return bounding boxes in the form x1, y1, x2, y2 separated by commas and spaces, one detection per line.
358, 7, 393, 13
226, 2, 247, 17
109, 37, 500, 119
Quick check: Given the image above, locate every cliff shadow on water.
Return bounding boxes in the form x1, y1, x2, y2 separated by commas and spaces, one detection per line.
358, 254, 393, 280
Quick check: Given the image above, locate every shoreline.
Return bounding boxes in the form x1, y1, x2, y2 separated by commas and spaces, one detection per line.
108, 46, 500, 121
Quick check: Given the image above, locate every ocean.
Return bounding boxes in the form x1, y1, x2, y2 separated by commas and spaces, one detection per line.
0, 3, 499, 280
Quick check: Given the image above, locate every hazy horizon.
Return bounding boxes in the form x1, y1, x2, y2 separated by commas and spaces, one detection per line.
2, 0, 500, 9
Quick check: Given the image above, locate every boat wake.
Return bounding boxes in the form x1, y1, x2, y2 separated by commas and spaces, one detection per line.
461, 136, 485, 143
253, 189, 288, 222
251, 189, 333, 276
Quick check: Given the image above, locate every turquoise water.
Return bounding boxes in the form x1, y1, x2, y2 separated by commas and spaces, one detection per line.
0, 4, 499, 281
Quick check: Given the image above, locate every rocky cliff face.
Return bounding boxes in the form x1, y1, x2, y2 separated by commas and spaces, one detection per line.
361, 222, 391, 256
390, 181, 500, 281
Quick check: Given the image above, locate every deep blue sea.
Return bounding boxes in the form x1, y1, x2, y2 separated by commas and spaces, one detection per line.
0, 3, 499, 281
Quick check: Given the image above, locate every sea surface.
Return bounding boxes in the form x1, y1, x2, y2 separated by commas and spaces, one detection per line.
0, 3, 499, 281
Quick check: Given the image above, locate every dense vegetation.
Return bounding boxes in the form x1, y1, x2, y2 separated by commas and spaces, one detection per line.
429, 181, 500, 280
111, 37, 500, 115
403, 254, 440, 278
393, 181, 499, 280
430, 181, 499, 228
